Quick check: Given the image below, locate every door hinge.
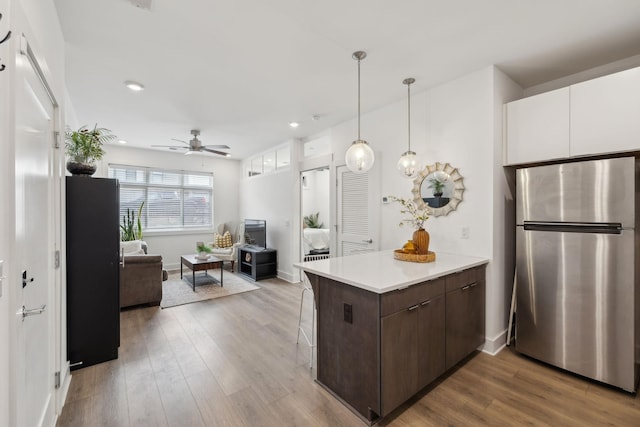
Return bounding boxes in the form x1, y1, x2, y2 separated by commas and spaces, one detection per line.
54, 371, 61, 389
54, 250, 60, 269
53, 131, 60, 149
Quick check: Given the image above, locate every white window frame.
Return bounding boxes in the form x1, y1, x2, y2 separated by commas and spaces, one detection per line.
108, 164, 214, 232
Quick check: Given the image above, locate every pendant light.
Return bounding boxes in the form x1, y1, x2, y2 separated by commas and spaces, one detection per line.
345, 51, 375, 174
396, 77, 421, 178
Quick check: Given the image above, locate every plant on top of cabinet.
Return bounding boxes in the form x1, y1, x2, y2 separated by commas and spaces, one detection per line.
65, 125, 116, 176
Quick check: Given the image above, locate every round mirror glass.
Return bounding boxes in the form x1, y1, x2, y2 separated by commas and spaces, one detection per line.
411, 162, 464, 217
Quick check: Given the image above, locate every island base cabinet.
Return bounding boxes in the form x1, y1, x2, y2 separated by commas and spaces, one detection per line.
381, 309, 419, 415
314, 276, 381, 421
381, 293, 445, 416
308, 263, 485, 423
418, 294, 446, 387
445, 267, 486, 370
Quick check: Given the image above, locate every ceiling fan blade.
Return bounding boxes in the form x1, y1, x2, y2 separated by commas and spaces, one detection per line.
203, 144, 230, 149
171, 138, 189, 145
151, 145, 187, 149
202, 147, 231, 157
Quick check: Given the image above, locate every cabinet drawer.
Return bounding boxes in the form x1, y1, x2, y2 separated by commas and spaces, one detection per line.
381, 278, 444, 317
445, 266, 485, 293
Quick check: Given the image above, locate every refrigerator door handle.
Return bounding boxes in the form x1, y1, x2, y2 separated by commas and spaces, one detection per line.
523, 221, 623, 234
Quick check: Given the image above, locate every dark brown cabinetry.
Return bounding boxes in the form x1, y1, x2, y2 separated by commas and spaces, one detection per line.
309, 264, 485, 423
445, 266, 486, 369
381, 279, 445, 415
238, 246, 277, 281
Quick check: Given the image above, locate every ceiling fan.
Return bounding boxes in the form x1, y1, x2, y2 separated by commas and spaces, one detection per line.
152, 129, 230, 156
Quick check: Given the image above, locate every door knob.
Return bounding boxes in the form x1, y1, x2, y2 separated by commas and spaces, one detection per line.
17, 304, 46, 320
362, 239, 373, 244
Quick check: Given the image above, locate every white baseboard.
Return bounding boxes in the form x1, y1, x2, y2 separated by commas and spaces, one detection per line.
164, 262, 180, 270
277, 270, 296, 283
481, 329, 507, 356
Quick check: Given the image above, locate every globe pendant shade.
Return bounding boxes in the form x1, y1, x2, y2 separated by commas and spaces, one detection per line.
396, 150, 421, 179
345, 140, 375, 174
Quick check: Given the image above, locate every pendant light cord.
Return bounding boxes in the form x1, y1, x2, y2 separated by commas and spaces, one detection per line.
407, 81, 411, 152
357, 57, 361, 141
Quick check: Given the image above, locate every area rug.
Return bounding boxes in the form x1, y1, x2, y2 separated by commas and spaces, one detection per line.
161, 271, 260, 308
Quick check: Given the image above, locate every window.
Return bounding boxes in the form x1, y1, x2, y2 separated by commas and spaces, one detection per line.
245, 143, 291, 178
108, 164, 214, 231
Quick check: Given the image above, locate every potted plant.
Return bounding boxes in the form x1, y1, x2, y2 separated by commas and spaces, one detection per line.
303, 212, 324, 229
196, 242, 212, 259
65, 125, 116, 175
120, 202, 144, 241
428, 177, 445, 197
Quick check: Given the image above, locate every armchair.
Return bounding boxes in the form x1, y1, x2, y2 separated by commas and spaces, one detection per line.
208, 221, 245, 272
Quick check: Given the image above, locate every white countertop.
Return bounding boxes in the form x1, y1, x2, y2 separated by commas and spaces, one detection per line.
294, 250, 489, 294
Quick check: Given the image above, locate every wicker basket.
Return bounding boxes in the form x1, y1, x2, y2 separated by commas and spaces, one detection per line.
393, 249, 436, 263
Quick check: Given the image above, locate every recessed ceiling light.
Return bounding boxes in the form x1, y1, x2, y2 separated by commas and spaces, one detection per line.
118, 140, 127, 144
289, 122, 299, 128
124, 80, 144, 91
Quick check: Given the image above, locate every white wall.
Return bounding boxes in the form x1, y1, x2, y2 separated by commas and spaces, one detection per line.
239, 168, 297, 281
98, 145, 242, 269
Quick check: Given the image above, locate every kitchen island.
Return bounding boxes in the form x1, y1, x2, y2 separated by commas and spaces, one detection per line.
295, 250, 489, 424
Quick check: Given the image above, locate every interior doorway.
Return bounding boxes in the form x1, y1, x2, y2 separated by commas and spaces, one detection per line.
300, 167, 331, 263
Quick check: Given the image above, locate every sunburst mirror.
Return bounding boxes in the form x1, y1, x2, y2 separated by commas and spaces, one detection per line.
411, 162, 465, 217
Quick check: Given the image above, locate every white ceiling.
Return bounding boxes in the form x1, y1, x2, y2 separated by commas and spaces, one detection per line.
53, 0, 640, 160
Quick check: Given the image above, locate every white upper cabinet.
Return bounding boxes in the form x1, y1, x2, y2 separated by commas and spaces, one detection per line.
504, 66, 640, 166
570, 67, 640, 157
504, 88, 570, 165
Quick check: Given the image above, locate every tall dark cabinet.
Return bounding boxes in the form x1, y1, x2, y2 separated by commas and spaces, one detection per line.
66, 176, 120, 370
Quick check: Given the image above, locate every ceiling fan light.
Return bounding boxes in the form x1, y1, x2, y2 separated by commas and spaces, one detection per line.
345, 139, 375, 174
396, 150, 421, 179
184, 150, 195, 156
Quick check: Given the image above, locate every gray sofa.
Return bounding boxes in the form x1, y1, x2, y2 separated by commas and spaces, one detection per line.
119, 241, 167, 308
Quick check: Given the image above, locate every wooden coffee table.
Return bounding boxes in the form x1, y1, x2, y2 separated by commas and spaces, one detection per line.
180, 254, 224, 291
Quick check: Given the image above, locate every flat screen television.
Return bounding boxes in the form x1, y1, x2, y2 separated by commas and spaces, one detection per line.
244, 219, 267, 248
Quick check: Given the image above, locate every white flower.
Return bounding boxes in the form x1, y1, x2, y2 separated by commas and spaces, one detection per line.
388, 195, 430, 230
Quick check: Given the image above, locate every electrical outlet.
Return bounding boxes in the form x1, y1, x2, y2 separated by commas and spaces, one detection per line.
461, 226, 470, 239
343, 303, 353, 323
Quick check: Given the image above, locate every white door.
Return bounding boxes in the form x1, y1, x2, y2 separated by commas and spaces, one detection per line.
14, 39, 56, 427
0, 2, 11, 425
336, 164, 380, 256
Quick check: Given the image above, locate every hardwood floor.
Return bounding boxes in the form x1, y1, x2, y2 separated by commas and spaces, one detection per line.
57, 274, 640, 426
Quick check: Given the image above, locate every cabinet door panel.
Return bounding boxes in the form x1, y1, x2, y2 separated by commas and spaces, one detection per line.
571, 67, 640, 156
381, 308, 418, 415
445, 286, 467, 370
505, 87, 570, 165
418, 294, 445, 388
468, 281, 486, 351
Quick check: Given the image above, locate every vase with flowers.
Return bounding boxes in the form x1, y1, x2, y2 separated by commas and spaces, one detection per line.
388, 195, 431, 254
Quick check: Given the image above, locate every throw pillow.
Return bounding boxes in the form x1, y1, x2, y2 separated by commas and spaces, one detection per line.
214, 231, 233, 248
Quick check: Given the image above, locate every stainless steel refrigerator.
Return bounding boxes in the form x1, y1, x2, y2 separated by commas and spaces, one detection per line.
515, 157, 639, 392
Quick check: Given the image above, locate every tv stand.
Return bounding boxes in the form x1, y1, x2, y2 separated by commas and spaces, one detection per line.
238, 246, 277, 281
